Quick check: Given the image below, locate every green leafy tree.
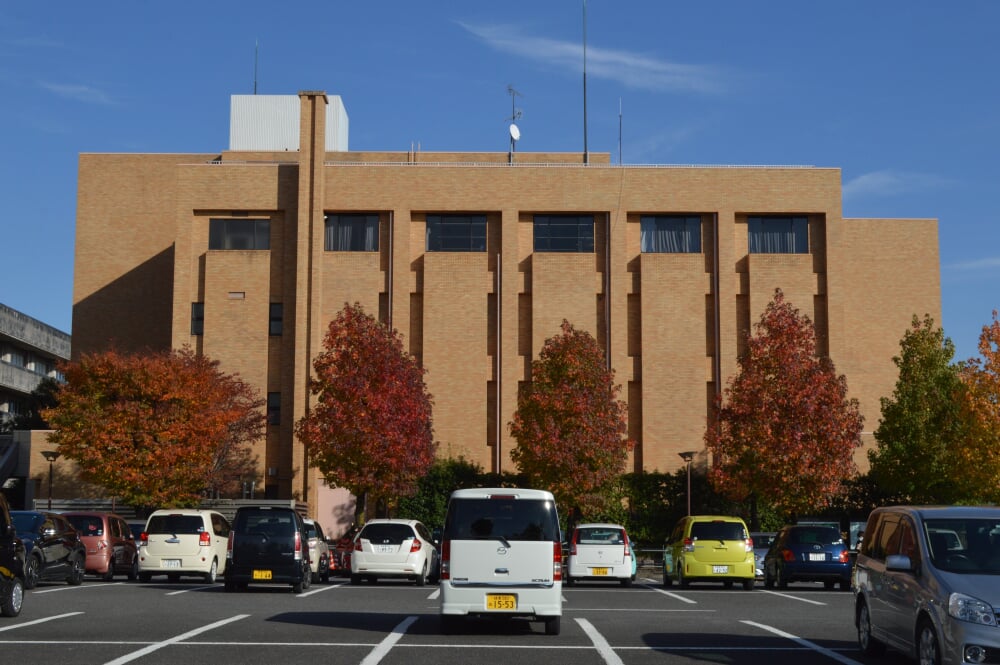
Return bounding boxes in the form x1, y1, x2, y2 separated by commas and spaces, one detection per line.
869, 315, 967, 503
955, 311, 1000, 502
395, 457, 485, 529
43, 348, 264, 509
706, 289, 863, 526
296, 303, 436, 523
509, 320, 632, 516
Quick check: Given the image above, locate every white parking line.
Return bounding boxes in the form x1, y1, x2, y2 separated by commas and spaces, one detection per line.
359, 615, 417, 665
102, 614, 249, 665
576, 618, 625, 665
426, 588, 440, 600
0, 612, 83, 632
742, 620, 863, 665
34, 582, 123, 594
165, 584, 217, 596
297, 582, 346, 598
642, 584, 698, 604
757, 589, 827, 605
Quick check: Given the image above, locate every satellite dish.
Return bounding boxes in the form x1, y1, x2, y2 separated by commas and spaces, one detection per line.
509, 123, 521, 142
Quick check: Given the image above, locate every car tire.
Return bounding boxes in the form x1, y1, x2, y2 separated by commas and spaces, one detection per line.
777, 567, 788, 589
67, 555, 84, 586
724, 580, 734, 589
416, 561, 427, 587
678, 563, 689, 588
292, 580, 304, 593
620, 577, 632, 588
0, 578, 23, 617
320, 557, 331, 584
857, 599, 886, 656
139, 572, 152, 583
350, 574, 361, 585
918, 618, 940, 665
764, 566, 774, 589
203, 559, 217, 584
102, 563, 115, 582
128, 558, 139, 582
224, 580, 237, 592
742, 578, 754, 591
23, 555, 40, 590
544, 616, 561, 636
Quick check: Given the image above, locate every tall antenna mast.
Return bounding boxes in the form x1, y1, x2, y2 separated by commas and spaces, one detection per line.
253, 39, 259, 94
582, 0, 589, 164
506, 85, 522, 163
618, 98, 622, 164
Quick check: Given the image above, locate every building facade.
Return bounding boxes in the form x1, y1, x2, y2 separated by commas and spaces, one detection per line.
73, 91, 940, 514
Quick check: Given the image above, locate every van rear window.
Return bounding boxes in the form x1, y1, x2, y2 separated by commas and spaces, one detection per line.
359, 523, 415, 544
146, 515, 205, 534
690, 522, 746, 541
444, 498, 559, 541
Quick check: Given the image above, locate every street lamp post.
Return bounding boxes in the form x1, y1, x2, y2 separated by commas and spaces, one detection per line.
41, 450, 61, 510
678, 451, 695, 516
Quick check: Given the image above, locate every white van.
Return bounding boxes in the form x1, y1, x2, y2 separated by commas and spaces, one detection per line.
439, 488, 562, 635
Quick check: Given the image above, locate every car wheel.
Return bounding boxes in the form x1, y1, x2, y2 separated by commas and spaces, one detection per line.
777, 566, 788, 589
723, 580, 734, 589
203, 559, 217, 584
544, 616, 561, 635
224, 580, 237, 592
764, 566, 774, 589
292, 580, 304, 593
918, 619, 940, 665
128, 558, 139, 582
320, 557, 331, 583
678, 562, 689, 588
416, 561, 427, 587
742, 578, 755, 591
102, 563, 115, 582
620, 577, 632, 588
0, 578, 23, 617
68, 555, 84, 586
857, 599, 886, 656
350, 574, 361, 585
139, 572, 152, 583
23, 555, 40, 590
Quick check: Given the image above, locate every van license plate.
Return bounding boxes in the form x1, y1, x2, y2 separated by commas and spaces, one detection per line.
163, 559, 181, 568
712, 565, 729, 574
591, 567, 609, 576
253, 569, 272, 580
486, 594, 517, 610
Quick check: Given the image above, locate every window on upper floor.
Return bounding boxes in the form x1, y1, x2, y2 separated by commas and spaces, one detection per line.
269, 303, 283, 336
748, 216, 808, 254
267, 392, 280, 426
209, 219, 270, 250
325, 214, 379, 251
191, 303, 204, 336
426, 214, 487, 252
641, 215, 702, 253
533, 214, 594, 253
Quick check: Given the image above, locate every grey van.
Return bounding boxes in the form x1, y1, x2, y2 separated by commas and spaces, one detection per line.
854, 505, 1000, 665
439, 488, 562, 635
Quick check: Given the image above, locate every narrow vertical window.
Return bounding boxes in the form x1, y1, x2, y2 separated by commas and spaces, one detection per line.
267, 392, 280, 426
269, 303, 283, 336
191, 303, 204, 335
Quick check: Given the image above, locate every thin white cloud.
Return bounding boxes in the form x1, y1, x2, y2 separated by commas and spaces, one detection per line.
458, 21, 724, 94
842, 169, 951, 201
38, 82, 114, 105
945, 256, 1000, 271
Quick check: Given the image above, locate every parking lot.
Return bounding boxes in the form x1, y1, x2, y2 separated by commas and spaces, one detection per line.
0, 574, 920, 665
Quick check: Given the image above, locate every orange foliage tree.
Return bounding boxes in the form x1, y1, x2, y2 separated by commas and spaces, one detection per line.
295, 303, 435, 521
44, 348, 263, 509
706, 290, 863, 524
509, 320, 632, 516
956, 311, 1000, 501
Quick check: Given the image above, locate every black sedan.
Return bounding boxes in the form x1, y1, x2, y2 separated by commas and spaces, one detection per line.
11, 511, 86, 588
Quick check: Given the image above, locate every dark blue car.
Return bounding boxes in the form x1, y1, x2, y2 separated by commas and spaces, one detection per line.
763, 524, 851, 590
11, 511, 85, 589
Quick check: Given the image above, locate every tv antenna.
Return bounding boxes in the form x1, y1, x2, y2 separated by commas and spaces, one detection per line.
506, 85, 522, 161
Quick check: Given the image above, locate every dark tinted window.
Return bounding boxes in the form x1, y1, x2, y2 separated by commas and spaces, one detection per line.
641, 215, 701, 253
66, 515, 104, 536
325, 214, 379, 251
533, 215, 594, 253
787, 526, 842, 545
12, 512, 42, 533
576, 527, 625, 544
426, 214, 487, 252
234, 509, 296, 537
359, 523, 416, 544
209, 218, 270, 250
868, 515, 901, 562
444, 497, 559, 542
146, 515, 208, 535
925, 518, 1000, 573
690, 521, 747, 541
748, 216, 808, 254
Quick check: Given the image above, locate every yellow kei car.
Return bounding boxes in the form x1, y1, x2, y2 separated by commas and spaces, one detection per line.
662, 515, 755, 590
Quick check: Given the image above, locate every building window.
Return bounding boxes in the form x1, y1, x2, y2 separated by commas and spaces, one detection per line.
267, 392, 280, 426
533, 214, 594, 253
191, 303, 204, 335
209, 218, 270, 250
641, 215, 702, 253
325, 214, 379, 251
748, 216, 808, 254
269, 303, 283, 336
426, 214, 487, 252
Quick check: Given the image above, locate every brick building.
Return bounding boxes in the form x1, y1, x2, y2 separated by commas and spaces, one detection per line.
72, 91, 940, 515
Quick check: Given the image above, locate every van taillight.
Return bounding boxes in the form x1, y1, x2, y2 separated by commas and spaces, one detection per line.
139, 532, 148, 547
354, 539, 363, 552
570, 529, 578, 556
553, 541, 563, 581
781, 548, 796, 562
199, 531, 211, 547
623, 532, 631, 558
226, 532, 234, 560
839, 549, 850, 563
440, 539, 450, 580
410, 538, 422, 553
294, 530, 302, 560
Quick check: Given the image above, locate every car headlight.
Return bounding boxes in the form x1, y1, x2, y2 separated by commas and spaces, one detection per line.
949, 593, 998, 626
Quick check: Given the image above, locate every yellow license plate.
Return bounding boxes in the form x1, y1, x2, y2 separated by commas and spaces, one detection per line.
486, 594, 517, 610
252, 569, 272, 580
591, 567, 609, 576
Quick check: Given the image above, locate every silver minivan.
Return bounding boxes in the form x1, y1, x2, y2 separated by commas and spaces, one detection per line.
439, 488, 562, 635
854, 505, 1000, 665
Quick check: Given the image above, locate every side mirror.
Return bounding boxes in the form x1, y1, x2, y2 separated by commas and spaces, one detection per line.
886, 554, 914, 572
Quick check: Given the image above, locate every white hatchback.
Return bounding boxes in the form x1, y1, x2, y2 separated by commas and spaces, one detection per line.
138, 509, 231, 583
566, 522, 636, 587
350, 519, 438, 586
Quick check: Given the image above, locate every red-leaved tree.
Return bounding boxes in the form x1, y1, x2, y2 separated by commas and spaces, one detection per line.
509, 320, 632, 516
44, 348, 263, 509
956, 310, 1000, 501
706, 289, 863, 525
295, 303, 435, 522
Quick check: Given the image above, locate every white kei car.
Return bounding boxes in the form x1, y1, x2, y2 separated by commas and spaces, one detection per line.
350, 519, 439, 586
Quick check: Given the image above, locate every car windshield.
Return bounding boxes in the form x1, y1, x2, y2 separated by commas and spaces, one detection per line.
360, 523, 415, 544
788, 526, 842, 546
146, 515, 206, 535
925, 518, 1000, 574
66, 515, 104, 536
690, 521, 746, 541
12, 512, 42, 534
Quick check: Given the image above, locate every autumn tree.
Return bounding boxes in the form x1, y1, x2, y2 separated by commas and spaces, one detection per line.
954, 311, 1000, 502
44, 348, 264, 509
706, 289, 863, 526
509, 320, 632, 516
868, 315, 967, 503
295, 303, 435, 522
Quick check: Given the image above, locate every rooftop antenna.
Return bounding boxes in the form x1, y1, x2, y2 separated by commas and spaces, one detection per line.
253, 39, 259, 94
506, 85, 522, 163
582, 0, 589, 164
618, 98, 622, 164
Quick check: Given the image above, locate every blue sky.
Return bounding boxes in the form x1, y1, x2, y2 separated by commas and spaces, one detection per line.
2, 1, 997, 362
